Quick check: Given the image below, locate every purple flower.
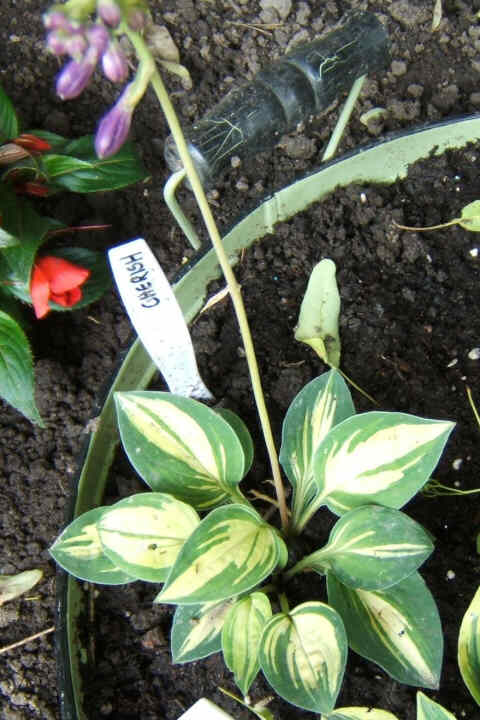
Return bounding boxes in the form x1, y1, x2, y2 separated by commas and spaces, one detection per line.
43, 11, 74, 32
46, 30, 68, 56
97, 0, 121, 27
86, 24, 109, 55
56, 46, 98, 99
65, 32, 88, 60
102, 42, 129, 83
95, 92, 133, 158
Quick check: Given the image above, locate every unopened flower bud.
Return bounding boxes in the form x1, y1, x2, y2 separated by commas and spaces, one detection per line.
86, 24, 109, 55
97, 0, 121, 27
101, 42, 129, 83
46, 30, 68, 56
65, 32, 88, 60
127, 8, 146, 31
56, 46, 98, 100
43, 10, 74, 32
95, 91, 133, 158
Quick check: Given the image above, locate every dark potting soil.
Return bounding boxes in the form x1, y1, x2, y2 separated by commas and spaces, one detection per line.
2, 0, 480, 718
80, 145, 480, 720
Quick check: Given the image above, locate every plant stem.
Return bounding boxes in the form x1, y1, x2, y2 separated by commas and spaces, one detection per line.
393, 218, 460, 232
279, 592, 290, 614
126, 30, 289, 533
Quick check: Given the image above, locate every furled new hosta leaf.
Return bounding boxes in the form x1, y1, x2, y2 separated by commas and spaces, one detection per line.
0, 310, 44, 425
417, 692, 457, 719
215, 408, 254, 477
98, 493, 200, 582
50, 507, 134, 585
279, 370, 355, 531
115, 392, 247, 509
157, 505, 286, 605
298, 505, 433, 590
222, 592, 272, 696
322, 709, 399, 720
259, 601, 347, 714
458, 585, 480, 705
327, 571, 443, 689
295, 258, 341, 368
313, 412, 454, 515
172, 598, 236, 663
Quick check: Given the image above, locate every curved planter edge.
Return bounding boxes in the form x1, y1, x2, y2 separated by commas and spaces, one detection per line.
56, 113, 480, 720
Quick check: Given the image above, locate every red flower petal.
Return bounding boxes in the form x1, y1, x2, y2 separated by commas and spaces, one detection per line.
30, 264, 51, 319
13, 133, 52, 152
50, 286, 83, 308
37, 256, 90, 294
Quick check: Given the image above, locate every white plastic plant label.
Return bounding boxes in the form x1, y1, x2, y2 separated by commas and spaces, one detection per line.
108, 238, 213, 401
178, 698, 236, 720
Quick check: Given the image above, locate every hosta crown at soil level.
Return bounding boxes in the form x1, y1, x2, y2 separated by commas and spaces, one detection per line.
50, 369, 454, 714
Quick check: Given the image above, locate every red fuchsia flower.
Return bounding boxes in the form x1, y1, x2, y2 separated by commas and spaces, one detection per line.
14, 181, 50, 197
30, 256, 91, 319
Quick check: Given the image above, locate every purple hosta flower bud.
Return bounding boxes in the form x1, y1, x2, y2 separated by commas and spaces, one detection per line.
43, 11, 74, 32
95, 90, 133, 158
97, 0, 121, 27
86, 24, 109, 55
65, 32, 88, 60
102, 42, 129, 83
46, 30, 68, 56
56, 45, 98, 100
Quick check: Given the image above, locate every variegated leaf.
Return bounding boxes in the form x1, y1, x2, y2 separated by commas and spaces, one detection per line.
98, 493, 200, 582
157, 505, 286, 605
295, 505, 433, 590
327, 571, 442, 689
222, 592, 272, 695
216, 408, 254, 476
321, 709, 399, 720
171, 598, 236, 663
313, 412, 454, 515
259, 601, 347, 714
417, 692, 457, 719
279, 370, 355, 532
50, 507, 134, 585
115, 392, 247, 509
458, 585, 480, 705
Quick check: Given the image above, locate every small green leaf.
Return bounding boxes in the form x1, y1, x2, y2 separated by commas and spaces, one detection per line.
98, 492, 200, 583
313, 411, 454, 515
0, 569, 43, 605
300, 505, 433, 590
0, 310, 43, 425
279, 369, 355, 531
295, 259, 341, 368
157, 505, 286, 605
0, 85, 19, 141
50, 507, 134, 585
222, 592, 272, 695
42, 136, 147, 192
458, 585, 480, 705
322, 709, 399, 720
259, 601, 347, 714
0, 227, 19, 248
416, 692, 457, 719
171, 599, 236, 663
327, 571, 443, 689
216, 408, 254, 477
115, 392, 247, 509
459, 200, 480, 232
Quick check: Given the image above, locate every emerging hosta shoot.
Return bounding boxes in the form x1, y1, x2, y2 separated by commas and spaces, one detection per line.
51, 366, 454, 715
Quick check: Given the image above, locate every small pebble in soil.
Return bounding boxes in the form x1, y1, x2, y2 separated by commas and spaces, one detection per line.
447, 358, 458, 367
446, 570, 456, 580
468, 347, 480, 360
470, 247, 479, 257
452, 458, 463, 470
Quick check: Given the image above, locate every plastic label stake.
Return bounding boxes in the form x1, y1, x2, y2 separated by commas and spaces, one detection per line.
108, 238, 214, 402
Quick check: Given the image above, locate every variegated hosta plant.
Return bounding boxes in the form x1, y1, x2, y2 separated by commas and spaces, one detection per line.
51, 369, 454, 716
